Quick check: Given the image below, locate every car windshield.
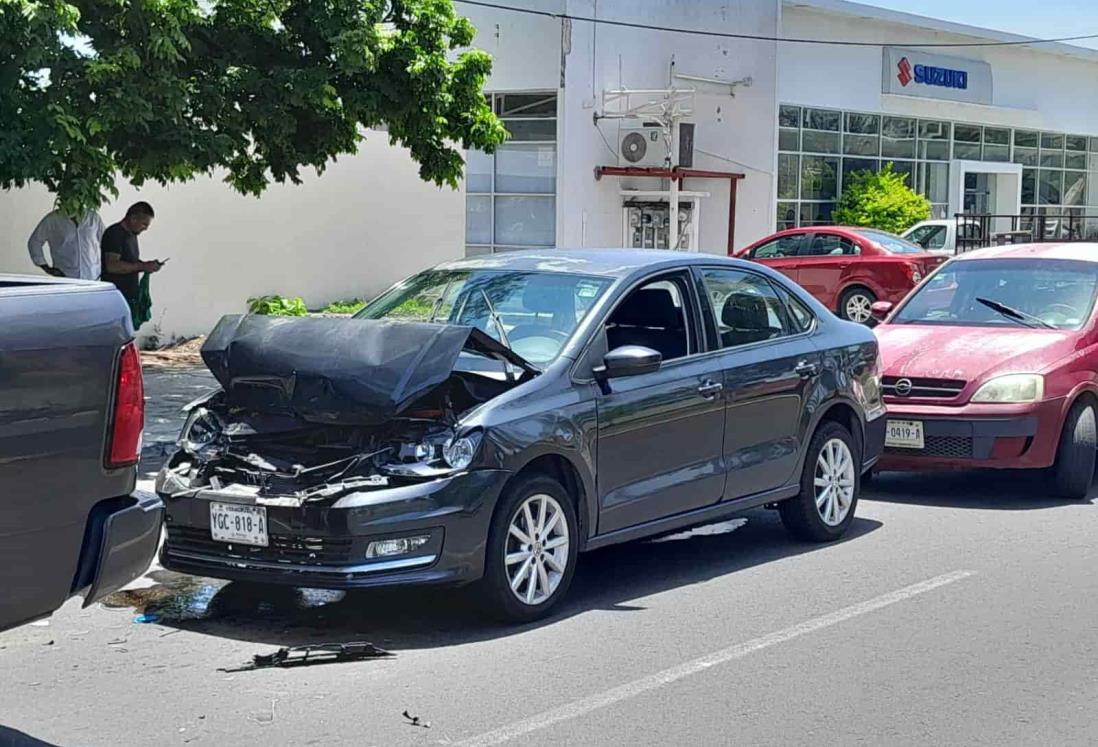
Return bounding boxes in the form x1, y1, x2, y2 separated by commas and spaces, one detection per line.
356, 269, 611, 365
855, 228, 925, 254
903, 224, 946, 250
893, 259, 1098, 330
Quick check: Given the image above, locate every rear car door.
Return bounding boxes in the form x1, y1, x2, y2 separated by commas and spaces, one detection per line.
593, 271, 727, 534
694, 267, 821, 498
795, 232, 860, 310
745, 234, 807, 284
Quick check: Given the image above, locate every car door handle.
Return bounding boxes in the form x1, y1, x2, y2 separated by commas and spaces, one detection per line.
795, 360, 819, 379
697, 380, 724, 399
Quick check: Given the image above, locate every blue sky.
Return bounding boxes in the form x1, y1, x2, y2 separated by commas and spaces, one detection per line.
863, 0, 1098, 50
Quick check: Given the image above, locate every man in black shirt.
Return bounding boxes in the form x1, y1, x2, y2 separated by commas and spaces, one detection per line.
100, 202, 162, 301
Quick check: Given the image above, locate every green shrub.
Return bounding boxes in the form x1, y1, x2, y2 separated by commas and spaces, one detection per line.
247, 294, 308, 316
832, 163, 931, 234
323, 299, 367, 314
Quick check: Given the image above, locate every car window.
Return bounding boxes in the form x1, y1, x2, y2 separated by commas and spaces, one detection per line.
776, 286, 816, 333
699, 269, 794, 349
853, 228, 924, 254
906, 224, 947, 250
804, 234, 859, 256
749, 235, 803, 259
604, 274, 693, 362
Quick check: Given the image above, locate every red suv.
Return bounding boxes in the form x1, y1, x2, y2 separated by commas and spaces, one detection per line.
874, 243, 1098, 499
736, 226, 945, 323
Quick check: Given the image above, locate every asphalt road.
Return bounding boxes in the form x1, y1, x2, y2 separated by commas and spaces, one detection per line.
3, 470, 1098, 746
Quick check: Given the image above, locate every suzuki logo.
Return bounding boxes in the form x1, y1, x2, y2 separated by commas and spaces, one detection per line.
894, 378, 913, 396
897, 57, 913, 87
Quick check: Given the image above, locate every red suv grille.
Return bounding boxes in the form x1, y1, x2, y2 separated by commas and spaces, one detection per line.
883, 376, 965, 400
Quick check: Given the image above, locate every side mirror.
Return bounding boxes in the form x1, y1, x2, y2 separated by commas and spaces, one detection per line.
870, 301, 894, 322
593, 345, 662, 380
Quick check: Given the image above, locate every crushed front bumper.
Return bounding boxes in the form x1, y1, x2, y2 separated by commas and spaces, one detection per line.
159, 469, 511, 589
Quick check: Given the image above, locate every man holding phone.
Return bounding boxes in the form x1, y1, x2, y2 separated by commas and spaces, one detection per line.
101, 201, 164, 328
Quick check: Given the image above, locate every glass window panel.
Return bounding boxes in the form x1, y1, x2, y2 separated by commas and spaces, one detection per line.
779, 128, 799, 152
777, 154, 799, 199
1091, 137, 1098, 152
494, 144, 556, 193
843, 133, 879, 156
466, 195, 492, 244
1039, 170, 1063, 204
918, 162, 949, 204
954, 124, 981, 143
919, 120, 951, 140
842, 158, 877, 189
498, 93, 556, 117
801, 130, 840, 153
919, 140, 950, 160
1064, 171, 1086, 205
889, 160, 915, 185
1065, 152, 1087, 169
984, 128, 1010, 146
466, 149, 493, 193
494, 196, 556, 246
1067, 135, 1089, 151
799, 202, 835, 226
954, 143, 981, 160
1089, 174, 1098, 207
983, 144, 1010, 162
1022, 168, 1037, 204
801, 156, 838, 200
465, 245, 492, 257
779, 105, 801, 128
1041, 132, 1064, 150
503, 119, 557, 141
881, 116, 916, 158
804, 108, 841, 131
845, 113, 880, 134
1013, 147, 1039, 166
930, 204, 948, 219
776, 202, 798, 230
1090, 154, 1098, 171
1014, 130, 1039, 148
1040, 151, 1064, 168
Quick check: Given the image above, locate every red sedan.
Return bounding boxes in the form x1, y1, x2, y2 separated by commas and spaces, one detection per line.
735, 226, 945, 323
873, 243, 1098, 498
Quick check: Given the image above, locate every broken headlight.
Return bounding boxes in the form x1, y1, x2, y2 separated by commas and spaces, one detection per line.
384, 430, 483, 477
179, 407, 222, 453
443, 432, 482, 471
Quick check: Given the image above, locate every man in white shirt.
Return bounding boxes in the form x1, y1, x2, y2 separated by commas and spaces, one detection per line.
27, 209, 106, 280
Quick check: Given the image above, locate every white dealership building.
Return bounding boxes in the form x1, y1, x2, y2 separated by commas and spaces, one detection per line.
1, 0, 1097, 337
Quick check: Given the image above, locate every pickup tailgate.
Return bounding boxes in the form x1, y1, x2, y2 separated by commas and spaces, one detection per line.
0, 278, 150, 629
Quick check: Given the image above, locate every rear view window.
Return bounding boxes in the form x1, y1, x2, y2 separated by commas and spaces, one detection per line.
854, 229, 924, 254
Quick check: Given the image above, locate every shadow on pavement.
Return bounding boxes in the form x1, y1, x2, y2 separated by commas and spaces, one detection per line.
108, 508, 881, 654
865, 469, 1097, 510
0, 726, 62, 747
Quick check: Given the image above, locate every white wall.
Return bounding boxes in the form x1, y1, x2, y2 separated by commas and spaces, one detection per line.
462, 0, 564, 91
555, 0, 780, 253
779, 5, 1098, 134
0, 134, 463, 339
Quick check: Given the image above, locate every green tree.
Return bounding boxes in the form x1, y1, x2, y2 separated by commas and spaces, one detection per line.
0, 0, 506, 216
832, 163, 931, 234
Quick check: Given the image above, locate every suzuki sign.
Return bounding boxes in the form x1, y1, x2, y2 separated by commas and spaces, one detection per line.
882, 47, 992, 105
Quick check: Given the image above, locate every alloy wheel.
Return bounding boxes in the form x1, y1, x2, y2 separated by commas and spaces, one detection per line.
845, 294, 873, 323
505, 493, 570, 606
814, 438, 855, 526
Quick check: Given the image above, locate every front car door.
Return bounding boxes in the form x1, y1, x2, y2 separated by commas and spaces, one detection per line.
744, 233, 808, 284
592, 271, 728, 534
795, 231, 860, 311
694, 266, 822, 498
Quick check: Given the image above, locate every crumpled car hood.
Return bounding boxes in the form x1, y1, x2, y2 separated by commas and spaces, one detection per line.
202, 315, 533, 425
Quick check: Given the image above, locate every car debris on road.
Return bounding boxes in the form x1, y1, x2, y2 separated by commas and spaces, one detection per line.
220, 641, 394, 672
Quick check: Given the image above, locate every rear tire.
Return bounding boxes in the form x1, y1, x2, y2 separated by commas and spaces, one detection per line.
780, 422, 860, 542
480, 473, 579, 623
1051, 399, 1097, 500
839, 287, 876, 324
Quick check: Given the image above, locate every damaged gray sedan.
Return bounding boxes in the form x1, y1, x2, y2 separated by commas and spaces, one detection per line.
157, 250, 885, 622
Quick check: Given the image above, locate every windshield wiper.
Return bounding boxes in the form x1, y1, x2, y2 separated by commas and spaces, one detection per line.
480, 289, 512, 350
975, 297, 1056, 330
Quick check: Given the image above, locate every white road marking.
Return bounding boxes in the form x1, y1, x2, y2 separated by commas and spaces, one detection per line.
456, 570, 975, 747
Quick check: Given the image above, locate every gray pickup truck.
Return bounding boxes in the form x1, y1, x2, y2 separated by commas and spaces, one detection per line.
0, 276, 163, 632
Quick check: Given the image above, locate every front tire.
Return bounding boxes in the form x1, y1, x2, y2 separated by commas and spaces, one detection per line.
1052, 399, 1096, 500
839, 287, 876, 324
780, 422, 860, 542
480, 473, 579, 623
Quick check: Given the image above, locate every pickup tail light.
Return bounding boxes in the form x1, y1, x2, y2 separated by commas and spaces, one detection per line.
106, 341, 145, 469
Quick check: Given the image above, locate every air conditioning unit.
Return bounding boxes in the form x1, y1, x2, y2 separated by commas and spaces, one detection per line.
618, 122, 669, 167
617, 121, 696, 168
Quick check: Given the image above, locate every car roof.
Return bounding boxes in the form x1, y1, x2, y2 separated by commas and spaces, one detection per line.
951, 243, 1098, 263
432, 248, 755, 278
